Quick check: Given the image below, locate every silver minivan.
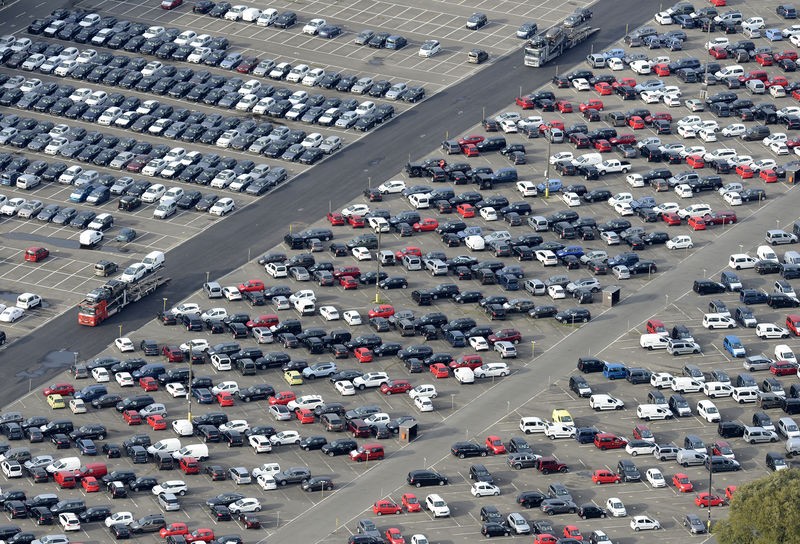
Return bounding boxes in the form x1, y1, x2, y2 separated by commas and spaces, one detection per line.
203, 281, 223, 298
766, 229, 798, 246
158, 492, 180, 511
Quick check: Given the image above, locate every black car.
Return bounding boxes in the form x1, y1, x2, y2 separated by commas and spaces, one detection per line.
518, 491, 547, 509
579, 504, 607, 519
406, 470, 448, 487
481, 523, 510, 538
450, 442, 488, 458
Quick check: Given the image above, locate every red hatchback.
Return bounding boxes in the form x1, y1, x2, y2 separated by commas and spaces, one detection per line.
662, 212, 681, 225
594, 82, 612, 95
402, 493, 421, 512
43, 383, 74, 396
673, 473, 693, 492
686, 155, 705, 168
695, 493, 725, 507
515, 96, 535, 109
162, 345, 183, 362
653, 63, 671, 76
413, 219, 438, 232
770, 360, 798, 375
236, 56, 259, 73
238, 280, 265, 292
296, 408, 315, 423
161, 523, 190, 538
430, 363, 449, 378
25, 246, 49, 262
216, 392, 234, 406
486, 435, 506, 455
449, 354, 483, 369
458, 135, 484, 147
609, 134, 636, 145
123, 410, 142, 425
369, 304, 394, 318
380, 380, 412, 394
555, 100, 573, 112
247, 314, 279, 328
457, 203, 475, 217
373, 500, 402, 515
147, 415, 167, 430
269, 392, 295, 405
755, 53, 773, 66
333, 266, 360, 278
628, 116, 645, 129
591, 470, 621, 484
354, 348, 373, 362
579, 99, 604, 112
709, 46, 727, 59
339, 277, 358, 289
348, 215, 365, 228
687, 217, 706, 230
594, 139, 611, 152
463, 144, 479, 157
139, 377, 158, 391
82, 476, 100, 492
327, 212, 345, 225
186, 529, 215, 543
761, 169, 778, 183
775, 50, 798, 61
395, 246, 422, 259
736, 164, 754, 178
594, 433, 627, 450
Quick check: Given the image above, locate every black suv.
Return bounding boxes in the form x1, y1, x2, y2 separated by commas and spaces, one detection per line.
406, 470, 448, 487
450, 442, 489, 458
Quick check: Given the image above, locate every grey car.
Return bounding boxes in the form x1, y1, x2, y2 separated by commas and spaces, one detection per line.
302, 362, 338, 379
384, 83, 407, 100
139, 403, 166, 417
252, 60, 275, 76
684, 514, 706, 534
269, 404, 291, 420
220, 53, 243, 70
274, 467, 311, 486
540, 498, 577, 515
350, 77, 373, 94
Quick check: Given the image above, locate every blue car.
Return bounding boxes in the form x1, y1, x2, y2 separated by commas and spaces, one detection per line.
537, 179, 562, 193
456, 226, 482, 239
69, 184, 95, 202
192, 387, 213, 404
557, 246, 584, 259
631, 196, 657, 210
765, 28, 784, 41
77, 438, 97, 456
602, 48, 626, 60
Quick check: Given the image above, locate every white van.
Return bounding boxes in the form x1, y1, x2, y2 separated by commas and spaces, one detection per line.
142, 250, 165, 271
408, 193, 430, 209
453, 367, 474, 384
702, 313, 736, 329
172, 444, 209, 461
757, 245, 779, 262
703, 382, 733, 398
743, 426, 779, 444
784, 250, 800, 265
650, 372, 673, 388
732, 387, 758, 404
46, 457, 81, 473
636, 404, 673, 421
211, 354, 232, 371
16, 293, 42, 309
241, 7, 262, 21
571, 153, 603, 168
519, 417, 546, 434
171, 419, 193, 436
640, 334, 669, 350
79, 230, 103, 248
265, 262, 288, 277
729, 254, 757, 269
528, 216, 549, 231
705, 148, 736, 162
671, 377, 703, 393
714, 65, 743, 80
147, 438, 181, 456
293, 298, 315, 316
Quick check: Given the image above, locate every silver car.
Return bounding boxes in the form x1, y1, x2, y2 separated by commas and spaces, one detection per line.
269, 404, 291, 421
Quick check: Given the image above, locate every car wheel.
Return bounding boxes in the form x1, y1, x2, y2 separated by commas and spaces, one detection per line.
635, 527, 640, 532
438, 480, 445, 486
326, 450, 334, 457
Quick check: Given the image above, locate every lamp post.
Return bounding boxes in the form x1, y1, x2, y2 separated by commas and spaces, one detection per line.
706, 446, 714, 532
187, 344, 193, 421
374, 230, 382, 304
162, 298, 167, 313
544, 137, 552, 198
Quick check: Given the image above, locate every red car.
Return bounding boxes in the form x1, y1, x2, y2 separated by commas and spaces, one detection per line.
246, 314, 279, 328
458, 135, 484, 147
186, 529, 215, 543
591, 469, 622, 484
162, 345, 184, 362
628, 116, 645, 129
632, 424, 652, 440
788, 137, 800, 149
761, 169, 778, 183
180, 456, 200, 474
555, 100, 573, 112
333, 266, 360, 278
161, 0, 182, 8
395, 246, 422, 259
82, 476, 100, 492
594, 82, 612, 95
609, 133, 636, 145
147, 415, 167, 430
736, 164, 754, 178
686, 155, 705, 168
368, 304, 394, 318
457, 203, 475, 217
662, 212, 681, 225
354, 348, 373, 362
372, 500, 402, 515
687, 217, 706, 230
430, 363, 449, 378
236, 56, 259, 73
515, 95, 535, 109
793, 89, 800, 100
653, 63, 670, 76
327, 211, 345, 225
594, 433, 627, 450
123, 410, 142, 425
216, 392, 234, 406
695, 493, 725, 507
725, 486, 737, 499
348, 215, 365, 228
771, 360, 798, 375
673, 473, 693, 492
775, 50, 798, 61
535, 535, 558, 544
380, 380, 412, 394
340, 277, 358, 289
709, 46, 727, 59
296, 408, 315, 423
43, 383, 74, 397
563, 526, 582, 540
645, 112, 672, 124
612, 77, 636, 88
24, 246, 49, 262
486, 435, 506, 455
413, 218, 438, 232
709, 0, 725, 4
766, 76, 789, 88
704, 212, 737, 225
386, 528, 405, 544
402, 493, 421, 512
755, 53, 773, 66
594, 139, 611, 152
269, 391, 295, 406
160, 523, 189, 538
449, 355, 483, 369
238, 280, 265, 292
463, 144, 479, 157
712, 440, 733, 458
139, 377, 158, 391
579, 99, 604, 112
539, 120, 564, 133
488, 329, 521, 344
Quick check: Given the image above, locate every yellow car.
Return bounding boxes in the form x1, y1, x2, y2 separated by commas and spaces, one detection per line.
47, 394, 65, 409
551, 408, 573, 426
284, 370, 303, 386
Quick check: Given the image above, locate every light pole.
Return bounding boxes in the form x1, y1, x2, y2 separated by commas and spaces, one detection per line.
187, 344, 193, 421
544, 137, 552, 198
706, 446, 714, 532
162, 298, 167, 313
374, 230, 383, 304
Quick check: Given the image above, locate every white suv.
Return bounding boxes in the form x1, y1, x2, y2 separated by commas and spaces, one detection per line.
425, 494, 450, 517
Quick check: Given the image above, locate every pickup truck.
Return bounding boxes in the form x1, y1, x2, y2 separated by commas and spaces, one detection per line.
352, 372, 390, 390
596, 160, 632, 175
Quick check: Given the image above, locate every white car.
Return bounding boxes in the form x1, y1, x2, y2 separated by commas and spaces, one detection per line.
613, 265, 630, 279
547, 285, 565, 299
119, 263, 147, 283
655, 11, 673, 24
269, 405, 291, 421
105, 512, 134, 527
419, 40, 441, 57
352, 247, 371, 261
480, 207, 498, 221
723, 192, 742, 206
625, 441, 656, 456
302, 68, 325, 86
653, 201, 680, 215
474, 363, 509, 378
115, 372, 134, 387
335, 380, 355, 396
166, 383, 187, 398
630, 60, 651, 74
608, 57, 624, 70
70, 399, 87, 414
614, 202, 634, 216
319, 306, 340, 321
209, 198, 235, 216
663, 94, 681, 107
626, 174, 644, 187
771, 142, 790, 155
666, 236, 693, 249
675, 184, 693, 198
471, 482, 500, 497
343, 310, 362, 325
544, 423, 574, 439
415, 397, 434, 412
341, 204, 369, 217
631, 516, 661, 531
561, 192, 580, 207
425, 494, 449, 517
253, 463, 280, 479
151, 480, 187, 496
0, 198, 25, 216
589, 394, 624, 410
516, 181, 538, 197
229, 498, 262, 514
572, 78, 590, 91
536, 250, 557, 266
59, 513, 81, 531
606, 498, 626, 517
222, 286, 242, 301
409, 384, 437, 399
645, 468, 666, 487
378, 180, 406, 194
270, 430, 301, 445
722, 124, 747, 137
469, 336, 489, 351
91, 368, 110, 383
114, 337, 134, 352
303, 18, 326, 34
697, 400, 721, 422
211, 380, 238, 395
677, 124, 696, 138
549, 151, 574, 164
465, 236, 485, 250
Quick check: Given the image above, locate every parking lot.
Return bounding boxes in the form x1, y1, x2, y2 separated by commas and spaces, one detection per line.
4, 0, 800, 542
